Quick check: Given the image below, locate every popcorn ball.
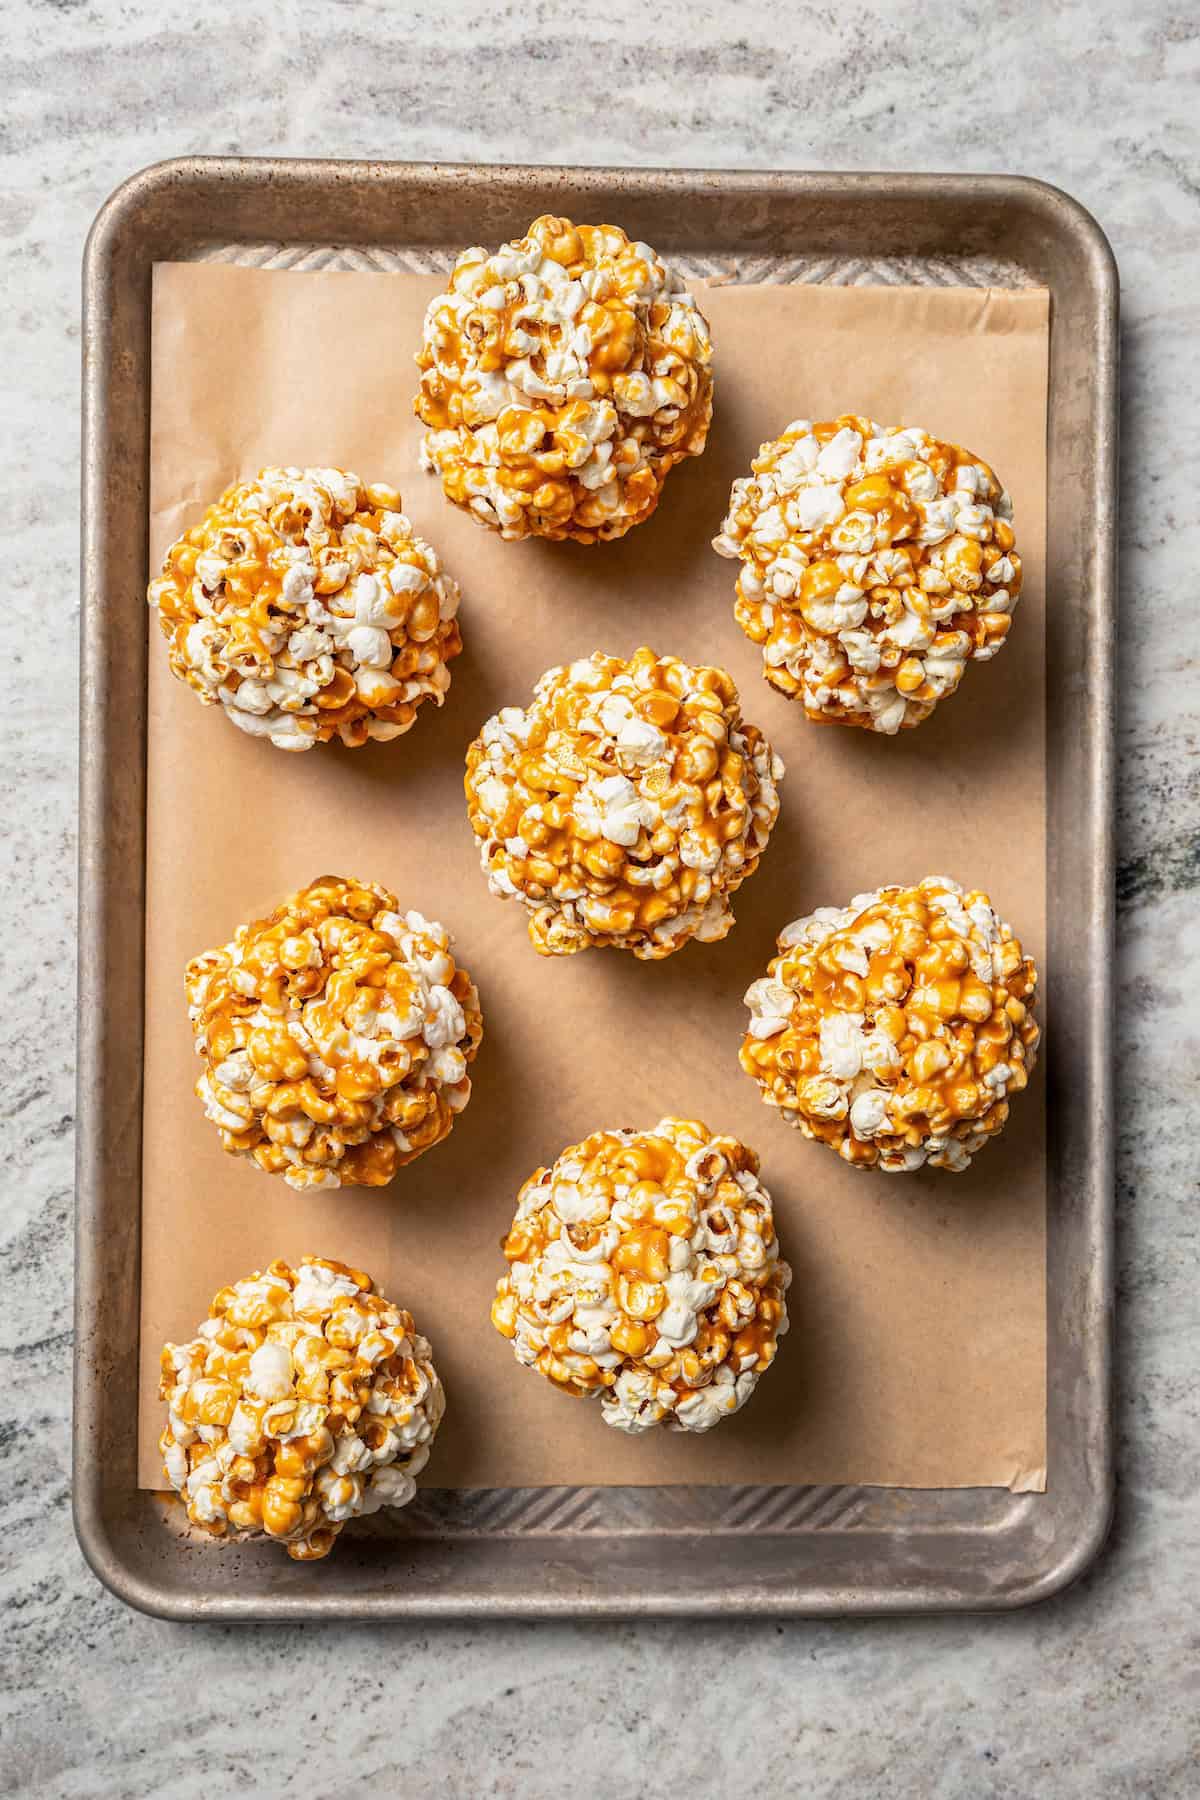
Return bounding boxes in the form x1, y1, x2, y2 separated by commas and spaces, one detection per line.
187, 876, 483, 1189
492, 1118, 790, 1432
148, 467, 462, 750
160, 1256, 444, 1560
741, 877, 1040, 1172
415, 215, 713, 543
713, 416, 1022, 732
464, 647, 783, 960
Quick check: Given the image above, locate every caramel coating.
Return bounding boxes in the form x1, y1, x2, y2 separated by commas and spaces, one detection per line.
186, 876, 483, 1189
159, 1256, 443, 1560
492, 1118, 790, 1432
714, 417, 1022, 732
148, 467, 461, 750
464, 647, 783, 960
741, 877, 1039, 1172
415, 216, 713, 543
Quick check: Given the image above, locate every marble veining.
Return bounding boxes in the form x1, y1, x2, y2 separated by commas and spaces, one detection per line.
2, 0, 1198, 1794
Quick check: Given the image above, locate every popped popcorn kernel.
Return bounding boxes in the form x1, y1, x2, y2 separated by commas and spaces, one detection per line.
415, 216, 713, 543
492, 1119, 790, 1432
159, 1256, 444, 1560
741, 876, 1040, 1172
149, 467, 462, 750
714, 417, 1022, 732
186, 876, 483, 1190
464, 647, 784, 960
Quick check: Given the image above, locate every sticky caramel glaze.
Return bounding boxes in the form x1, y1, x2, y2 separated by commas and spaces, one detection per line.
716, 417, 1022, 731
149, 471, 461, 748
187, 877, 482, 1189
416, 217, 712, 544
465, 648, 782, 958
742, 879, 1040, 1171
159, 1256, 442, 1559
493, 1119, 790, 1421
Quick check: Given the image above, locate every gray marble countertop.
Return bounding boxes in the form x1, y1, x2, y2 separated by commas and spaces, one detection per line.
3, 1, 1197, 1794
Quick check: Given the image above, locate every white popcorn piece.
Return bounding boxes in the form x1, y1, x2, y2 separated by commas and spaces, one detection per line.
415, 216, 713, 543
186, 876, 482, 1190
741, 877, 1040, 1174
492, 1119, 790, 1432
149, 468, 462, 750
714, 416, 1022, 732
159, 1256, 443, 1560
464, 647, 784, 961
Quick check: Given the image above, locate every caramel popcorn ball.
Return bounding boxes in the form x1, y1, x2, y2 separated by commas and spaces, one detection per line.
713, 417, 1022, 732
415, 215, 713, 543
741, 877, 1040, 1172
492, 1119, 790, 1432
160, 1256, 444, 1560
186, 876, 483, 1190
148, 467, 462, 750
464, 647, 783, 960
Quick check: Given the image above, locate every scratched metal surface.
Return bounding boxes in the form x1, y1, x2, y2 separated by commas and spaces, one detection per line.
76, 160, 1115, 1619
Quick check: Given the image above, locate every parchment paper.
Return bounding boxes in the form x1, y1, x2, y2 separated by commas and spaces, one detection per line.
139, 264, 1049, 1492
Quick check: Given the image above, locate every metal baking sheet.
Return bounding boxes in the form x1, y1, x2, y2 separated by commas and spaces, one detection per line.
75, 159, 1117, 1620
